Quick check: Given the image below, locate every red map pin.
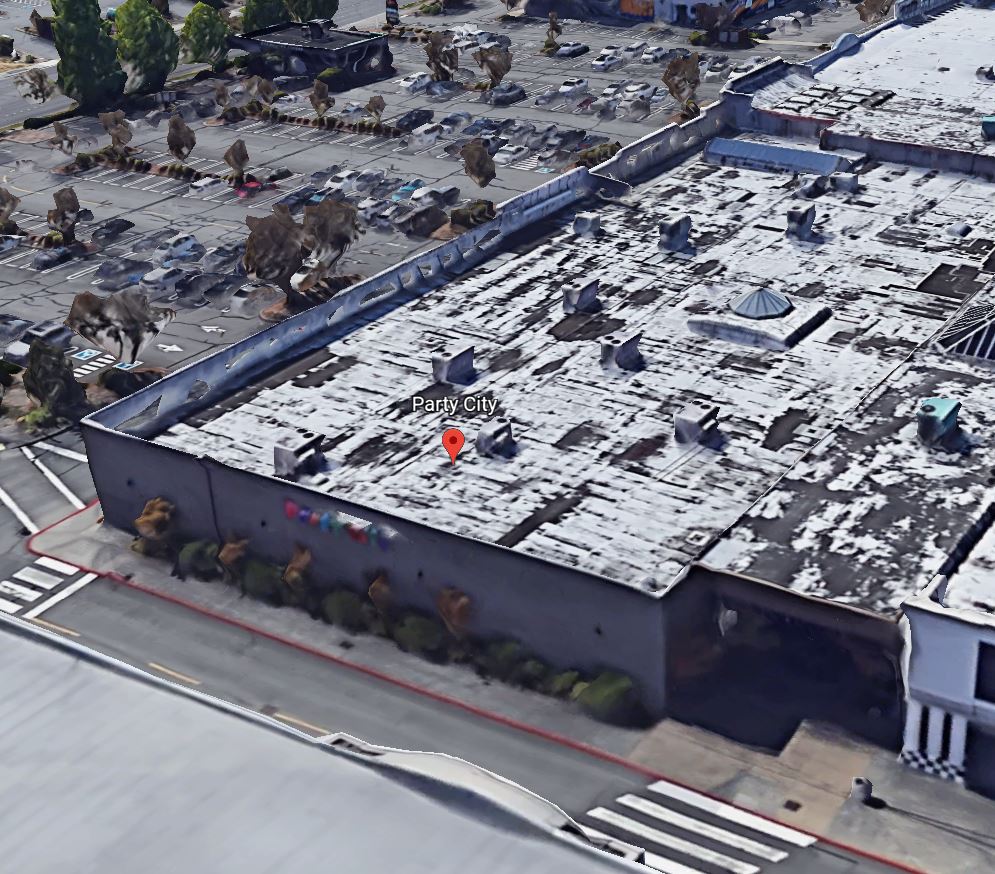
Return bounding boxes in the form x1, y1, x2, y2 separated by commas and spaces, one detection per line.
442, 428, 465, 464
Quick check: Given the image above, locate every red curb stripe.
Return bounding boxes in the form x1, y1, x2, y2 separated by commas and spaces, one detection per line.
27, 501, 926, 874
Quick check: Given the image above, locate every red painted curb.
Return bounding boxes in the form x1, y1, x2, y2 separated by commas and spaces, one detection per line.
27, 501, 927, 874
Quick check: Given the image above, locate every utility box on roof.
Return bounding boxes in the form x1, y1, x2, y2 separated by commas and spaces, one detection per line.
982, 117, 995, 140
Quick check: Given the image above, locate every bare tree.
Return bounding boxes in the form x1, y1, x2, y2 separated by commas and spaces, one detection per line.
0, 187, 22, 234
167, 115, 196, 162
460, 139, 495, 187
66, 289, 176, 364
47, 187, 81, 244
223, 138, 250, 185
247, 76, 277, 106
243, 208, 306, 305
49, 121, 77, 156
424, 32, 458, 82
855, 0, 893, 21
309, 79, 333, 117
214, 82, 230, 109
15, 69, 58, 104
108, 123, 134, 157
473, 45, 513, 89
364, 95, 385, 122
542, 12, 562, 53
663, 53, 701, 118
292, 199, 363, 293
98, 110, 128, 134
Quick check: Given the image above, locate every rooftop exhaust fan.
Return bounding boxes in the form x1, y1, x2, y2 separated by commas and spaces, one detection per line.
729, 288, 793, 320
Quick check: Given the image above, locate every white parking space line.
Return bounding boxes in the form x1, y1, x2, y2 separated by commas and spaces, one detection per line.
35, 555, 85, 574
0, 596, 22, 614
0, 580, 42, 602
21, 447, 86, 510
13, 567, 63, 589
0, 485, 38, 533
24, 573, 99, 619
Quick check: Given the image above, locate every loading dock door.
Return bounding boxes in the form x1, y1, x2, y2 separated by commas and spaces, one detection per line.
966, 724, 995, 799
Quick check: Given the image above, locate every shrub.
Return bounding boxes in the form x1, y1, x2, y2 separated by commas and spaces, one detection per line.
241, 558, 283, 605
392, 615, 448, 661
322, 590, 366, 632
576, 672, 644, 725
317, 66, 342, 84
478, 640, 525, 681
543, 670, 581, 698
512, 658, 550, 690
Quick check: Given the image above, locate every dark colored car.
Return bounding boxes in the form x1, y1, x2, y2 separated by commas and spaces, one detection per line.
95, 257, 151, 291
463, 118, 504, 136
308, 165, 342, 186
484, 83, 526, 107
32, 247, 73, 270
275, 185, 318, 211
425, 80, 463, 99
479, 135, 508, 155
91, 217, 135, 244
392, 109, 435, 132
555, 42, 590, 58
201, 242, 246, 273
267, 166, 294, 182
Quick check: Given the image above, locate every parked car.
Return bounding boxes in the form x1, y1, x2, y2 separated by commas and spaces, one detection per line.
189, 176, 226, 196
153, 232, 204, 266
355, 168, 386, 192
409, 122, 443, 148
94, 257, 151, 291
140, 266, 187, 296
439, 111, 472, 134
267, 166, 294, 182
235, 180, 263, 199
442, 137, 472, 159
558, 77, 589, 97
622, 40, 648, 58
308, 165, 342, 186
356, 197, 391, 225
275, 185, 318, 211
201, 242, 245, 273
32, 247, 73, 270
592, 53, 624, 72
397, 72, 432, 94
463, 118, 503, 136
534, 88, 560, 106
577, 133, 610, 150
425, 80, 463, 98
381, 201, 414, 228
90, 217, 135, 244
479, 135, 508, 155
409, 185, 460, 208
504, 121, 536, 144
391, 179, 426, 201
395, 203, 449, 237
274, 93, 301, 104
641, 46, 671, 63
473, 31, 511, 48
622, 82, 656, 101
494, 144, 530, 165
484, 82, 526, 106
24, 319, 75, 350
555, 41, 589, 58
338, 102, 368, 121
323, 170, 362, 194
452, 35, 479, 52
393, 108, 434, 132
601, 81, 631, 99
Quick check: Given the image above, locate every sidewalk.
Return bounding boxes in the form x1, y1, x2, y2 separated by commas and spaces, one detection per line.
32, 504, 995, 873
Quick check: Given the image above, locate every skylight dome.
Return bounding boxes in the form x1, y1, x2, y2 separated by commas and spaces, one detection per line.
729, 288, 794, 320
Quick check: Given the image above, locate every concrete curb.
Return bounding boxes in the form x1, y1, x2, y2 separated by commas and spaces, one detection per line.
27, 500, 926, 874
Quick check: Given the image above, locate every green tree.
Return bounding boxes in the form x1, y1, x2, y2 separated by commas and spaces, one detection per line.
284, 0, 339, 21
180, 2, 230, 64
115, 0, 180, 93
51, 0, 125, 109
241, 0, 287, 31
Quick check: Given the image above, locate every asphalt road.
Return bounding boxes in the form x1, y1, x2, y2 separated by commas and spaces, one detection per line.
35, 577, 913, 874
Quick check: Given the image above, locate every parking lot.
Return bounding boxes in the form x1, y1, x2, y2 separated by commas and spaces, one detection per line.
0, 1, 870, 383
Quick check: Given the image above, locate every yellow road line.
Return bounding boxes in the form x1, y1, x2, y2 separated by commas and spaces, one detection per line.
271, 712, 330, 735
147, 662, 201, 686
29, 617, 80, 637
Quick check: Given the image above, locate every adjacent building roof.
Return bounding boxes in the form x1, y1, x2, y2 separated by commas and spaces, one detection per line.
0, 618, 634, 874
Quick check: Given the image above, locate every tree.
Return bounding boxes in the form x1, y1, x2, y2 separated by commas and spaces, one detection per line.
241, 0, 287, 31
180, 2, 229, 65
51, 0, 125, 109
167, 115, 196, 162
284, 0, 339, 20
116, 0, 180, 93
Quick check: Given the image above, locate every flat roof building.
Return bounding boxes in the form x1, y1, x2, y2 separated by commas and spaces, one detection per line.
85, 0, 995, 792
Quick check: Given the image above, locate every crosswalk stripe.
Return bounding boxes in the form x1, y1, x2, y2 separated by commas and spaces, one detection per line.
587, 808, 760, 874
13, 567, 63, 590
0, 596, 22, 614
35, 556, 82, 575
24, 573, 99, 619
648, 783, 817, 848
582, 827, 706, 874
0, 580, 42, 602
617, 795, 788, 862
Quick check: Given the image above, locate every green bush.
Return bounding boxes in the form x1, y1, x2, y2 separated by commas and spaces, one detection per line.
576, 672, 644, 725
512, 658, 550, 690
543, 670, 581, 698
322, 590, 366, 632
317, 66, 342, 84
478, 640, 525, 681
241, 558, 283, 605
392, 615, 448, 660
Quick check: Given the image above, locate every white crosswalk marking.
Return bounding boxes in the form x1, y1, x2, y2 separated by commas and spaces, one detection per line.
647, 783, 817, 848
580, 779, 816, 873
588, 808, 761, 874
0, 558, 99, 618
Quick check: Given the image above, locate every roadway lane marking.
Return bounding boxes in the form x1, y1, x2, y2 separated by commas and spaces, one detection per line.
36, 556, 83, 575
648, 782, 818, 848
582, 827, 705, 874
147, 662, 202, 685
13, 566, 62, 589
0, 595, 22, 614
21, 446, 86, 509
617, 795, 788, 862
587, 808, 760, 874
29, 617, 81, 637
271, 712, 330, 735
35, 442, 87, 463
0, 485, 38, 533
0, 580, 42, 602
23, 573, 98, 618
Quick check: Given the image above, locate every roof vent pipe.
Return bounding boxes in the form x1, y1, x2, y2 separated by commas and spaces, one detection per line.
917, 397, 960, 447
476, 418, 517, 458
659, 215, 692, 252
600, 333, 644, 371
573, 212, 601, 237
564, 279, 602, 314
674, 404, 719, 445
274, 431, 325, 480
432, 345, 475, 385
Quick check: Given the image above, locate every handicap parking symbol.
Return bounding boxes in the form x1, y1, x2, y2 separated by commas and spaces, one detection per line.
72, 349, 100, 361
